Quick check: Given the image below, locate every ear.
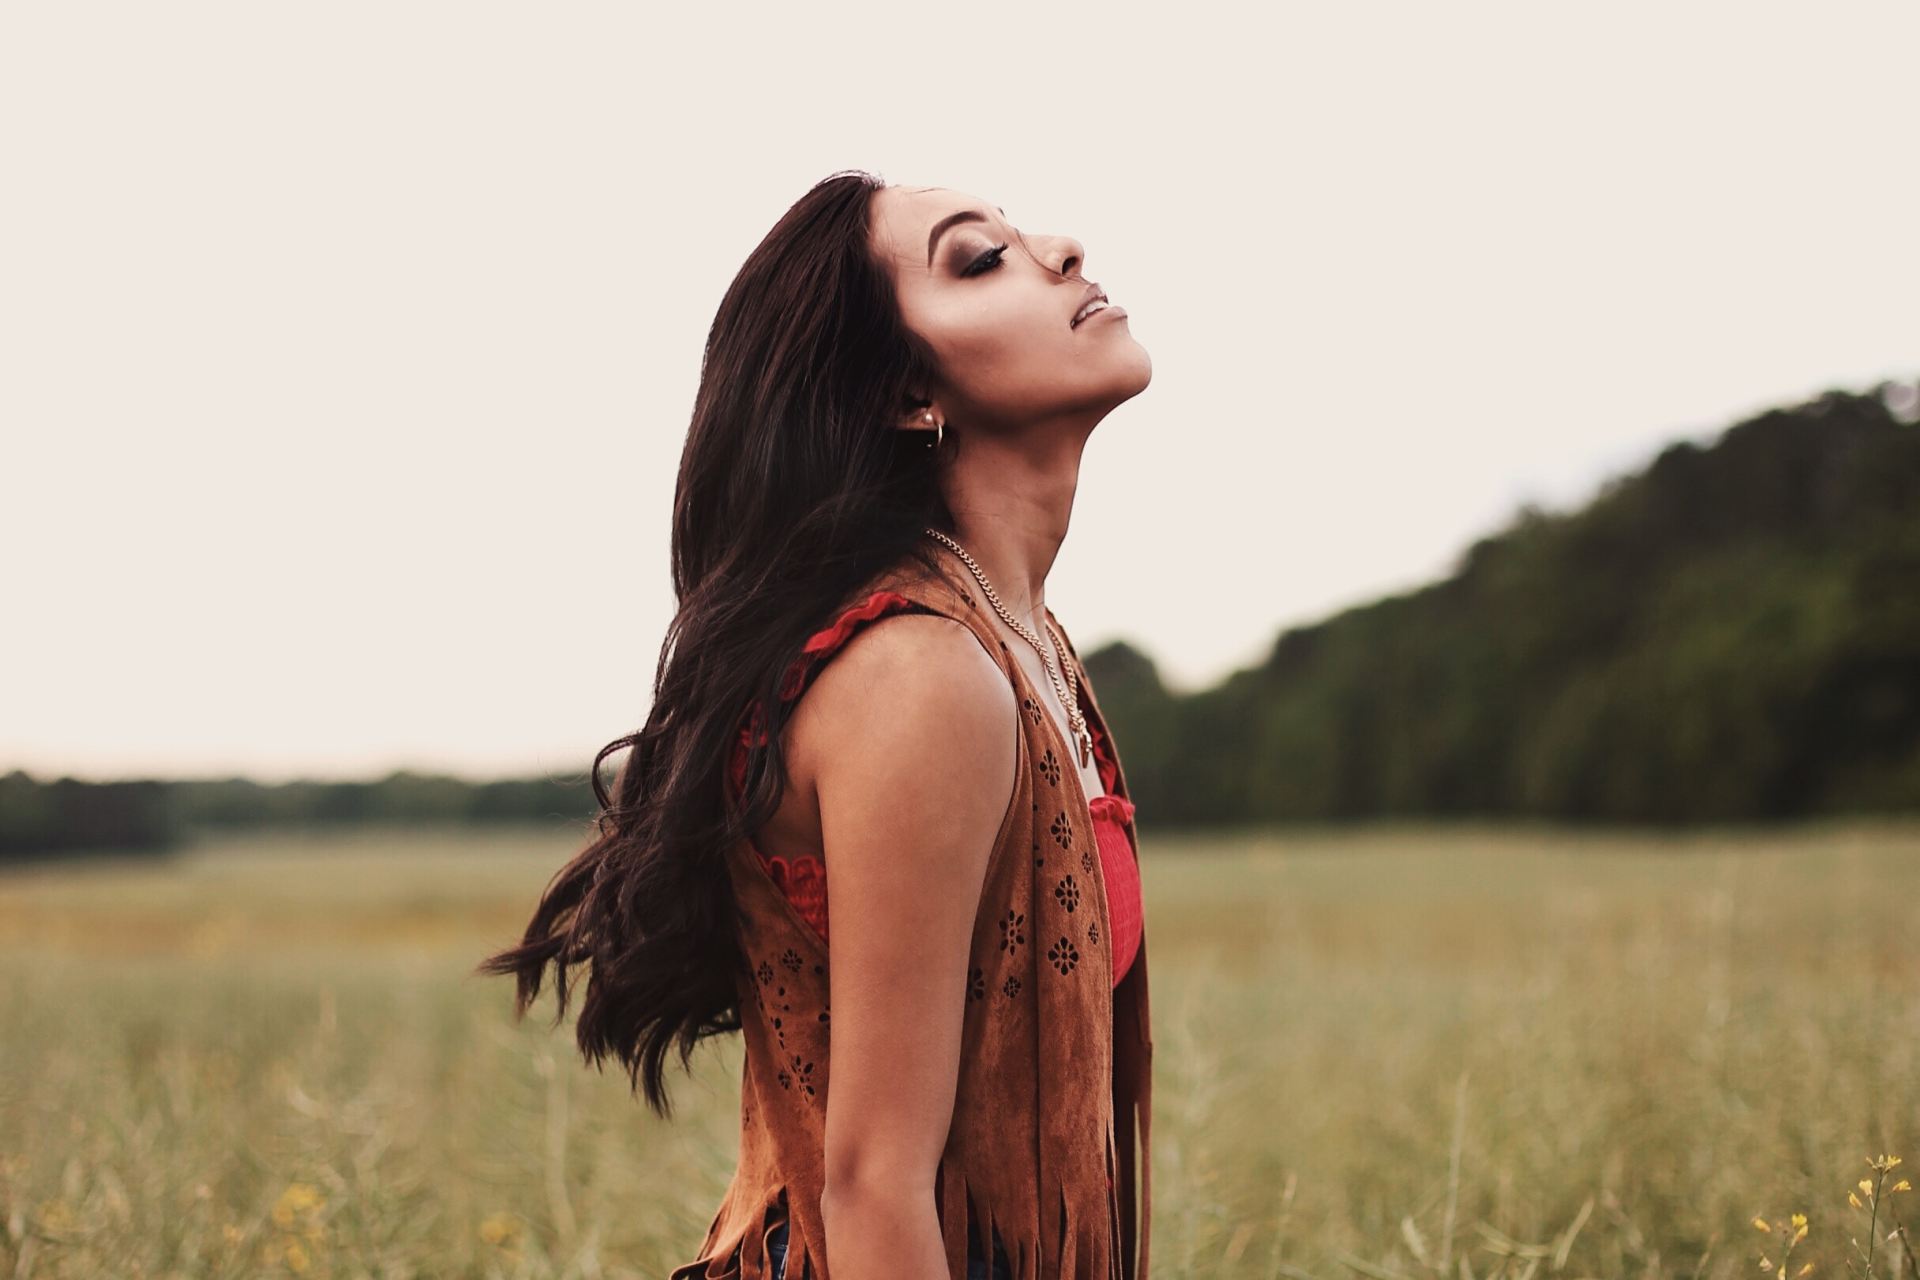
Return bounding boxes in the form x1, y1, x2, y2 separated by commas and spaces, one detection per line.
897, 403, 943, 435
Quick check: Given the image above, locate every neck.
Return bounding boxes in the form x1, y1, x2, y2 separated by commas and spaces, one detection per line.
937, 428, 1085, 636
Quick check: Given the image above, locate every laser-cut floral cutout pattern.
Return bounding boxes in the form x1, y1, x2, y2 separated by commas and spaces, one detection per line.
778, 1053, 817, 1099
1048, 936, 1080, 974
967, 966, 986, 1001
750, 954, 823, 1072
1038, 747, 1060, 787
1050, 813, 1074, 849
1081, 848, 1096, 874
1053, 874, 1081, 913
1021, 695, 1044, 726
999, 908, 1026, 955
1002, 974, 1022, 998
1088, 919, 1100, 946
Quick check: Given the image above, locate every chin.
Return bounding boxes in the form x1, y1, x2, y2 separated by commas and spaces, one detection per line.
1088, 368, 1152, 420
1112, 344, 1153, 398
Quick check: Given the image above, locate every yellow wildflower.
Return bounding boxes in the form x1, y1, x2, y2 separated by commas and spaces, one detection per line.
281, 1183, 324, 1212
1754, 1217, 1772, 1232
272, 1182, 325, 1229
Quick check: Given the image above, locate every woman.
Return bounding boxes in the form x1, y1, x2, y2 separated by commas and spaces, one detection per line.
478, 170, 1155, 1280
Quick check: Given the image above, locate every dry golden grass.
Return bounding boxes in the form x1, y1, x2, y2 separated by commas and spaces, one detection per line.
1, 819, 1916, 1279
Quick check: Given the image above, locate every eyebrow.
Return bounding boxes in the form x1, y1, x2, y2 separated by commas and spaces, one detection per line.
926, 205, 1007, 267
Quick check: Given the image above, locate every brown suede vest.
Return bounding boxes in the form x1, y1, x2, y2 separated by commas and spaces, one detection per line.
669, 552, 1154, 1280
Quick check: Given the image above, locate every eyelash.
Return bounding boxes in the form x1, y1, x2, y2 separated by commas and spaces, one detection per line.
963, 243, 1010, 277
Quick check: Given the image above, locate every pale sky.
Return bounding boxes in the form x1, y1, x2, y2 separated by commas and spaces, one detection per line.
3, 1, 1915, 782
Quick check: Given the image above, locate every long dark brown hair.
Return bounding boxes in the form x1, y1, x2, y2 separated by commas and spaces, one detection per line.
474, 169, 966, 1118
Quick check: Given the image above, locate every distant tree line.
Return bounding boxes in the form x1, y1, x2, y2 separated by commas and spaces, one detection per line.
4, 380, 1916, 857
1089, 381, 1920, 825
0, 772, 177, 858
0, 769, 596, 861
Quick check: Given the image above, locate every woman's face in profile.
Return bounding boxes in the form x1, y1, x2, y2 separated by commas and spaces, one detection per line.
869, 185, 1152, 434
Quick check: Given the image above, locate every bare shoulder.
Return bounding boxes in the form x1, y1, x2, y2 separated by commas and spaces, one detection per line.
787, 608, 1017, 793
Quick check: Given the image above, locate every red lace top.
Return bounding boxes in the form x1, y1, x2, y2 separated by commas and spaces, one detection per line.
728, 589, 1144, 988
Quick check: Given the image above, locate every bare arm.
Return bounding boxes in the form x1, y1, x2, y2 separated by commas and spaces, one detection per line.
796, 614, 1017, 1280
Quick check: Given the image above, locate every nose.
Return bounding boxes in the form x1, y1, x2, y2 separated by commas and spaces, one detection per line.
1044, 233, 1086, 279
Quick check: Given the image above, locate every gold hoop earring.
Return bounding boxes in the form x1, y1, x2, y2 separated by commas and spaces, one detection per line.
921, 408, 944, 450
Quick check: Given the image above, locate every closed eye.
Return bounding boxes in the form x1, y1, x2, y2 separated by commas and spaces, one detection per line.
963, 243, 1009, 278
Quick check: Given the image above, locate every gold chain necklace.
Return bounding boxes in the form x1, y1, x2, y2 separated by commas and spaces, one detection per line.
923, 527, 1094, 768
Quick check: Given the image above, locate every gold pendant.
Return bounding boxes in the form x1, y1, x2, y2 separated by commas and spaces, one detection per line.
1077, 727, 1092, 769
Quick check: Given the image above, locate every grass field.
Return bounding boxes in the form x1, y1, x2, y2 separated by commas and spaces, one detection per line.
2, 820, 1917, 1280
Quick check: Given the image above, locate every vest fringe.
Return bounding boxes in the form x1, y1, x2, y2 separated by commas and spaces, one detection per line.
788, 1185, 827, 1280
755, 1183, 789, 1280
670, 1173, 1127, 1280
738, 1205, 766, 1280
980, 1184, 999, 1280
972, 1168, 1017, 1280
779, 1211, 806, 1280
937, 1157, 968, 1277
1091, 1174, 1112, 1280
668, 1183, 792, 1280
1055, 1179, 1077, 1279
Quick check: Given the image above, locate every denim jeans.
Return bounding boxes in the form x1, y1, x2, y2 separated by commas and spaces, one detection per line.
764, 1214, 1012, 1280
